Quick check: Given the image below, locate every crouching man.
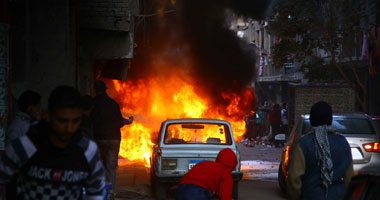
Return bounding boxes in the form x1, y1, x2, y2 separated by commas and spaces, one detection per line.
176, 148, 237, 200
0, 86, 105, 199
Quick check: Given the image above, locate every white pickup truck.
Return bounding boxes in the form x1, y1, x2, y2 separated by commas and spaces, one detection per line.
150, 118, 243, 199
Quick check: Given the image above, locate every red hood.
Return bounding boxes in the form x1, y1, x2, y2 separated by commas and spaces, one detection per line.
216, 148, 237, 171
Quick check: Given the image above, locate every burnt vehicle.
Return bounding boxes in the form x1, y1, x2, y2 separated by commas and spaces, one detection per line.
150, 118, 242, 199
278, 113, 380, 193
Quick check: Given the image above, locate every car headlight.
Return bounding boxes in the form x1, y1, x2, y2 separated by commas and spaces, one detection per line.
162, 158, 177, 170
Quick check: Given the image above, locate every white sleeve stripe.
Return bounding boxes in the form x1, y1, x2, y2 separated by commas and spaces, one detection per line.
19, 136, 37, 158
0, 162, 16, 179
85, 195, 104, 200
84, 141, 97, 162
87, 180, 105, 193
91, 161, 103, 176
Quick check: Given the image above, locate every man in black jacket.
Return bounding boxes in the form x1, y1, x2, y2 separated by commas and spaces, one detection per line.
91, 80, 133, 196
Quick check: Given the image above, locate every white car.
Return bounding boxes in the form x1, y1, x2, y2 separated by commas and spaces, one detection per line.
150, 118, 243, 199
278, 113, 380, 194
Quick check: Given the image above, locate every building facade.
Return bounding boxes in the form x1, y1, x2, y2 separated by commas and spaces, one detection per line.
0, 0, 139, 149
235, 0, 380, 116
235, 18, 304, 106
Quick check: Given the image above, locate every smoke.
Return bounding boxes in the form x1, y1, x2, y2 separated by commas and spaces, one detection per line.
178, 0, 271, 99
131, 0, 272, 112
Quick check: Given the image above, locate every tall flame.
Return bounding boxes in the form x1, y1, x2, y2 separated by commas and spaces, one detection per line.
103, 68, 254, 167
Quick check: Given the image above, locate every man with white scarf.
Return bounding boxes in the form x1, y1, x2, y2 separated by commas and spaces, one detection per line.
287, 101, 354, 200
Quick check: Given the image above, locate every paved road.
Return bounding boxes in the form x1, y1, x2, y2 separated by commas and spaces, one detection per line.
113, 142, 287, 199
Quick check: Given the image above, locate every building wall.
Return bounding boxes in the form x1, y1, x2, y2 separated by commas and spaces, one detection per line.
79, 0, 138, 32
1, 0, 138, 150
8, 0, 138, 108
77, 0, 138, 95
245, 19, 303, 105
10, 0, 76, 108
0, 23, 9, 150
360, 0, 380, 115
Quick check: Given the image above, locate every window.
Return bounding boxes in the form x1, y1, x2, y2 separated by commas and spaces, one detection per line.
332, 118, 375, 134
302, 117, 376, 135
164, 123, 232, 145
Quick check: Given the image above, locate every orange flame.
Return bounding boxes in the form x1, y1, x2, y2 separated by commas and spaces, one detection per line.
103, 69, 254, 167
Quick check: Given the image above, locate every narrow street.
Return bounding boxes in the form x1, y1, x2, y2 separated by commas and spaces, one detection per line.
113, 141, 286, 200
1, 1, 379, 200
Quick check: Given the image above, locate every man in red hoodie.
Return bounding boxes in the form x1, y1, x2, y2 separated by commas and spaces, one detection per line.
176, 148, 238, 200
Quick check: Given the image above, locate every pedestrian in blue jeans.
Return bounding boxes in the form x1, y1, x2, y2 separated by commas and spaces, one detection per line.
176, 184, 212, 200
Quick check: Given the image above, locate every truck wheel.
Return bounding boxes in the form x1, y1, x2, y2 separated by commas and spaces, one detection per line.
232, 181, 239, 199
278, 162, 286, 194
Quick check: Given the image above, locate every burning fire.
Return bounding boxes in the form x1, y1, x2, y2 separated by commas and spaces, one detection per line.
103, 68, 254, 167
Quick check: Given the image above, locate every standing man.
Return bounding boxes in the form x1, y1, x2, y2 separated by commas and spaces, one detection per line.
91, 80, 133, 196
261, 101, 271, 138
269, 104, 281, 145
6, 90, 41, 146
287, 101, 353, 200
255, 106, 264, 144
0, 85, 105, 199
6, 91, 41, 199
281, 103, 288, 139
244, 110, 256, 147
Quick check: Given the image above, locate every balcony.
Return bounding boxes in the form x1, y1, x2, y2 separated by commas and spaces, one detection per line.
257, 62, 303, 82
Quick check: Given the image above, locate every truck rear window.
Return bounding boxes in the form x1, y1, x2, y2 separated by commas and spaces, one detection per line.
164, 123, 232, 145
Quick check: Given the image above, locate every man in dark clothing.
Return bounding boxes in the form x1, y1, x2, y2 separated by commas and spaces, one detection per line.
287, 101, 354, 200
80, 94, 95, 139
0, 85, 105, 199
261, 101, 271, 137
6, 90, 41, 146
5, 90, 42, 199
91, 80, 133, 195
176, 148, 238, 200
269, 104, 281, 145
255, 106, 264, 144
244, 110, 256, 147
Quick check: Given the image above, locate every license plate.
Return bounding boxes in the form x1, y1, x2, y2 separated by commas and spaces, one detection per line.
188, 160, 205, 170
351, 148, 363, 160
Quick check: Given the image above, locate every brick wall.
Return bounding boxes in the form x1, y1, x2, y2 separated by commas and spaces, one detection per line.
79, 0, 138, 32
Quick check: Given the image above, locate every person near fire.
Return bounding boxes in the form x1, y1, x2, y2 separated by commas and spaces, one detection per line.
6, 90, 42, 146
261, 101, 271, 138
281, 103, 289, 139
5, 90, 42, 199
287, 101, 354, 200
255, 105, 264, 144
269, 104, 281, 145
0, 85, 106, 199
80, 94, 95, 139
91, 80, 133, 196
176, 148, 238, 200
244, 110, 256, 147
